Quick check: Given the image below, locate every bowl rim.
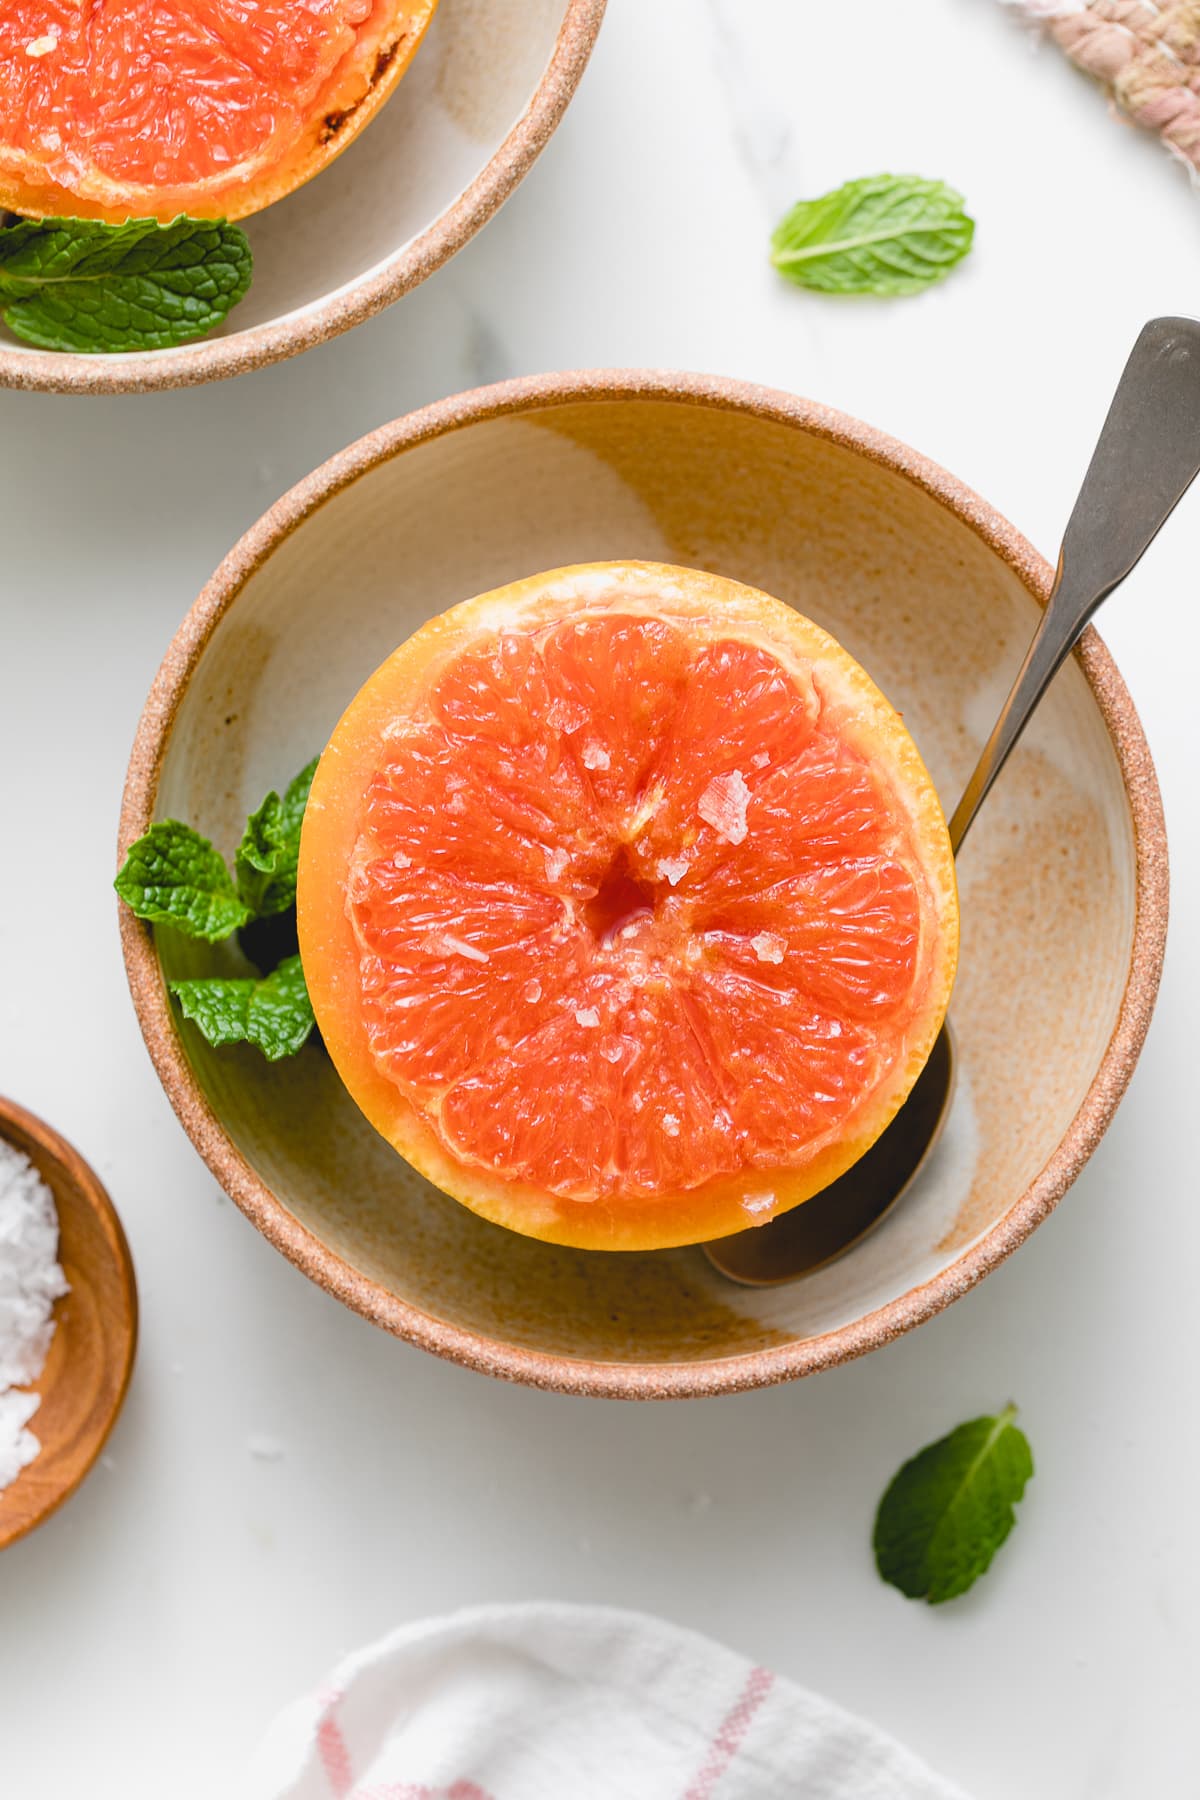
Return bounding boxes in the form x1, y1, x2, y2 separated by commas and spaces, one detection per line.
0, 0, 607, 397
118, 368, 1169, 1400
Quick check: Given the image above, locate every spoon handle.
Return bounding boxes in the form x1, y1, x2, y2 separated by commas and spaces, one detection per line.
949, 315, 1200, 851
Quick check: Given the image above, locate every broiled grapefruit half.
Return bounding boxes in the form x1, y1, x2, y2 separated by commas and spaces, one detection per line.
0, 1, 439, 224
298, 562, 958, 1251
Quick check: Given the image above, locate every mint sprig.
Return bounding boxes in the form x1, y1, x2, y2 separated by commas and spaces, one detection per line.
0, 215, 252, 353
116, 759, 317, 1059
236, 758, 318, 918
873, 1405, 1033, 1604
771, 175, 974, 297
114, 821, 253, 943
170, 956, 314, 1062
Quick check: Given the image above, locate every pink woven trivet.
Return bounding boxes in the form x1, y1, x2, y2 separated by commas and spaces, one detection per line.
1010, 1, 1200, 170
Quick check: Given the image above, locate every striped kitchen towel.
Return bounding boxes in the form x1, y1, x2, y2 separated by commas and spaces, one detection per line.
240, 1602, 969, 1799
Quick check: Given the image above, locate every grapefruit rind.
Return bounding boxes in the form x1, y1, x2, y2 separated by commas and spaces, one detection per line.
0, 1, 439, 226
298, 562, 959, 1252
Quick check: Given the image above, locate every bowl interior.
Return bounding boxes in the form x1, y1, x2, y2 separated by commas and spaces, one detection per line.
147, 393, 1142, 1378
0, 0, 586, 382
237, 0, 569, 330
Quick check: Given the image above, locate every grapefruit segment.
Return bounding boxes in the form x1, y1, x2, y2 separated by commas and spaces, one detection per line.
0, 0, 439, 224
297, 562, 959, 1251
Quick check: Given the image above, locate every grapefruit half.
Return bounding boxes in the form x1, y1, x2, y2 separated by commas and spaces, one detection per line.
0, 1, 439, 224
298, 562, 959, 1251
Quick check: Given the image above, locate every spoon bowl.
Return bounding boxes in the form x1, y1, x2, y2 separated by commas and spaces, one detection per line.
0, 1098, 137, 1552
703, 1024, 957, 1286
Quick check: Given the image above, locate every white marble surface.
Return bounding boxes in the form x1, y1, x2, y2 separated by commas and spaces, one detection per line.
1, 2, 1198, 1793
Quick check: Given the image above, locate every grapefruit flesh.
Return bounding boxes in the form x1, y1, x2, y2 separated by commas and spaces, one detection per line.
0, 0, 439, 224
298, 563, 958, 1252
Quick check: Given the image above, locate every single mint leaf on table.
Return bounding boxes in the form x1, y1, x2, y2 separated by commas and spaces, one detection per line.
771, 175, 974, 297
235, 757, 319, 918
114, 821, 252, 943
873, 1405, 1033, 1604
0, 215, 252, 353
170, 955, 315, 1062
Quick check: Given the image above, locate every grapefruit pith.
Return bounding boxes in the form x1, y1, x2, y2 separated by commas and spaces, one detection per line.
297, 563, 958, 1252
0, 0, 439, 225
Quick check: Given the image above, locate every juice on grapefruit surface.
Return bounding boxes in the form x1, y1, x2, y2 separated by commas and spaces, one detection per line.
298, 562, 958, 1251
0, 1, 439, 224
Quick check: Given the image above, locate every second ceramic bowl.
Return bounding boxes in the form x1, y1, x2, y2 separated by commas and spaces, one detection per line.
119, 372, 1167, 1398
0, 0, 605, 395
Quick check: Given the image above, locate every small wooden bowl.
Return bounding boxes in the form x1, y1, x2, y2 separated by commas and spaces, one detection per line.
0, 1098, 137, 1551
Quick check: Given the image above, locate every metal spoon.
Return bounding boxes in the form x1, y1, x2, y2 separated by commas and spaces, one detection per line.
705, 315, 1200, 1287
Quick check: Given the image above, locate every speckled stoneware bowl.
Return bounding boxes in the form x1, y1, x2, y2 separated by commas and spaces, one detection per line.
0, 1, 604, 396
118, 373, 1167, 1399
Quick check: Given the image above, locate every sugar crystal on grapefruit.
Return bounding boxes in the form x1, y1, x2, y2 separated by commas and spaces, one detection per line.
0, 0, 439, 224
297, 562, 958, 1251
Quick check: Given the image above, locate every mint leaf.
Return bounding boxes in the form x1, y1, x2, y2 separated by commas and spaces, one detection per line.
873, 1405, 1033, 1604
168, 976, 254, 1049
235, 757, 318, 918
169, 955, 314, 1061
115, 821, 251, 943
0, 215, 252, 353
771, 175, 974, 297
244, 955, 315, 1059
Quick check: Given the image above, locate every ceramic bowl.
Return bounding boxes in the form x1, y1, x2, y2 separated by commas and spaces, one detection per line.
118, 373, 1167, 1399
0, 0, 604, 395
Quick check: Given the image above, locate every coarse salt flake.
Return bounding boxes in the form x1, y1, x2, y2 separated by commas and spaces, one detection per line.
574, 1007, 601, 1028
392, 850, 412, 869
698, 769, 750, 845
25, 32, 58, 55
742, 1190, 777, 1220
547, 695, 587, 735
751, 931, 787, 965
656, 856, 689, 887
751, 751, 771, 769
581, 741, 610, 771
439, 933, 489, 964
662, 1113, 680, 1137
523, 979, 542, 1004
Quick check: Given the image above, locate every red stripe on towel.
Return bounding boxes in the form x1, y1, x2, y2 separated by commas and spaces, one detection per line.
682, 1666, 775, 1799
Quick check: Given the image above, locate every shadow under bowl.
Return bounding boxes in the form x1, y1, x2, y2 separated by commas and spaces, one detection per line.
0, 0, 605, 394
118, 372, 1167, 1398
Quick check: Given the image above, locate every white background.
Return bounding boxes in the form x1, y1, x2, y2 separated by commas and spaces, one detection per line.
2, 3, 1198, 1794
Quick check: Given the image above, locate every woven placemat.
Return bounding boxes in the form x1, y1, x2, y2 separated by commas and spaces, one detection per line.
1010, 1, 1200, 171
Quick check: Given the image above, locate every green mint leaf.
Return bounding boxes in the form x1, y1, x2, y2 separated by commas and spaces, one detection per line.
245, 955, 315, 1060
235, 757, 318, 919
873, 1405, 1033, 1604
168, 976, 254, 1049
0, 215, 252, 353
169, 955, 314, 1062
771, 175, 974, 297
115, 821, 251, 943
